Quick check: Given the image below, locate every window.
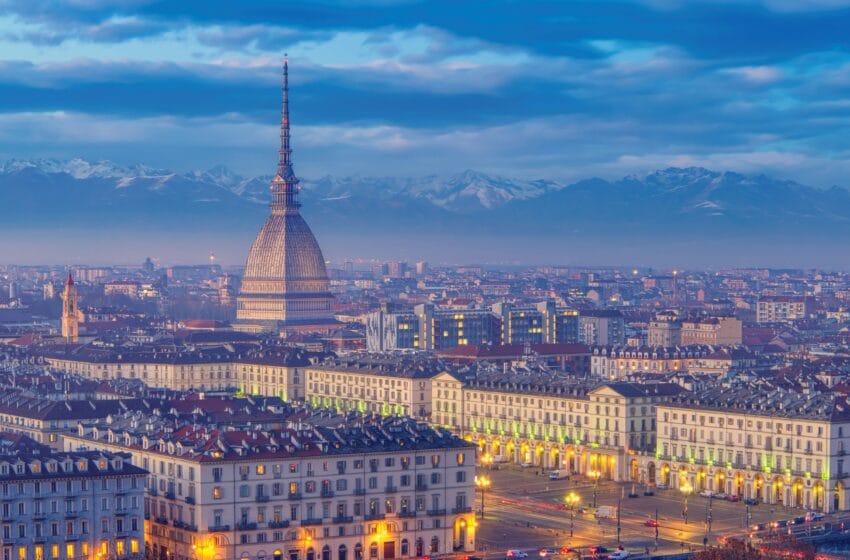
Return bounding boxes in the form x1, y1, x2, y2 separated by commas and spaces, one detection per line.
213, 487, 222, 500
257, 465, 266, 475
213, 468, 223, 482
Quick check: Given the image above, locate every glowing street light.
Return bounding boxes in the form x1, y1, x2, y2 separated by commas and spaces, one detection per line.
481, 452, 494, 469
475, 475, 491, 519
565, 491, 581, 538
681, 481, 693, 525
588, 469, 601, 508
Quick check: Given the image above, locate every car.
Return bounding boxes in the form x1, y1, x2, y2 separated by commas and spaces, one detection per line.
644, 519, 660, 527
772, 520, 789, 528
806, 511, 825, 521
743, 498, 759, 506
559, 548, 577, 555
608, 551, 630, 560
725, 494, 741, 502
643, 489, 655, 496
655, 483, 668, 490
792, 516, 807, 525
520, 462, 534, 468
713, 492, 727, 500
538, 549, 556, 558
506, 551, 528, 559
751, 522, 769, 532
588, 546, 608, 554
699, 490, 713, 498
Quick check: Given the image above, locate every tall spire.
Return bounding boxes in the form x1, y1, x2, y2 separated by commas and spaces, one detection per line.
278, 56, 291, 176
271, 55, 300, 211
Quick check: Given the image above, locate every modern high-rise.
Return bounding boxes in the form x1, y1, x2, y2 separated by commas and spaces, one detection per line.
236, 60, 336, 334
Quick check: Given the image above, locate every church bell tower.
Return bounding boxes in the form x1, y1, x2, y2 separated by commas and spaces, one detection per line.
61, 272, 79, 342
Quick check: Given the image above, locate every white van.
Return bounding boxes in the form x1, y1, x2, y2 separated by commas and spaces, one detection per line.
548, 470, 569, 480
595, 505, 617, 519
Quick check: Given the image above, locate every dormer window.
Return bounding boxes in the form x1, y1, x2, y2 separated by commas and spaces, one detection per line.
15, 465, 24, 475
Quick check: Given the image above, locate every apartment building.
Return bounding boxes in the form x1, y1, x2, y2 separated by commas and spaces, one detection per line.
650, 384, 850, 512
64, 412, 476, 560
680, 317, 742, 346
303, 357, 443, 421
590, 346, 712, 380
0, 449, 146, 560
578, 310, 625, 346
431, 372, 683, 482
757, 296, 814, 323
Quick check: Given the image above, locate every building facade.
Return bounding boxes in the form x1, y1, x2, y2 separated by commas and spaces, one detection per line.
680, 317, 742, 346
0, 450, 146, 560
578, 310, 625, 346
65, 414, 476, 560
757, 296, 814, 323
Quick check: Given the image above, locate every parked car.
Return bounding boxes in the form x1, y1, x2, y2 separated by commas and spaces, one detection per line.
772, 520, 789, 528
520, 462, 534, 468
806, 511, 825, 521
725, 494, 740, 502
744, 498, 759, 506
643, 489, 655, 496
506, 551, 528, 559
538, 549, 556, 558
792, 516, 807, 525
699, 490, 713, 498
655, 483, 668, 490
608, 551, 630, 560
644, 519, 660, 527
713, 492, 727, 500
588, 546, 608, 555
751, 522, 769, 532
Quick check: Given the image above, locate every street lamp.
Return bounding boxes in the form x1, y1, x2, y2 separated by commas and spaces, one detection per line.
588, 469, 601, 508
481, 453, 494, 470
475, 475, 491, 519
681, 481, 693, 525
565, 491, 581, 538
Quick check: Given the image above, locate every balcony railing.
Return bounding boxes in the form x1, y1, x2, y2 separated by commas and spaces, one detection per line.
256, 495, 270, 503
365, 513, 385, 521
208, 524, 230, 532
321, 490, 334, 498
237, 522, 258, 531
185, 496, 195, 505
332, 516, 354, 524
427, 509, 447, 516
385, 486, 398, 494
165, 491, 176, 500
268, 520, 290, 529
288, 493, 303, 500
353, 488, 366, 496
451, 506, 472, 514
397, 511, 417, 518
302, 518, 323, 526
415, 483, 428, 491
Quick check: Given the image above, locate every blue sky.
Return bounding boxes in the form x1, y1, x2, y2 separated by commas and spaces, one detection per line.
1, 0, 850, 184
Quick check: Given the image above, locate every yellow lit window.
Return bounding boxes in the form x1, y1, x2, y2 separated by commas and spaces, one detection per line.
131, 540, 139, 554
100, 542, 108, 556
66, 544, 75, 559
51, 545, 59, 559
116, 541, 125, 556
81, 544, 88, 556
18, 547, 26, 560
34, 547, 43, 560
257, 465, 265, 475
213, 487, 222, 499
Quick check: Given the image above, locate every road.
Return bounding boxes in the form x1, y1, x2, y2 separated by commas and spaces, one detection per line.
474, 465, 823, 558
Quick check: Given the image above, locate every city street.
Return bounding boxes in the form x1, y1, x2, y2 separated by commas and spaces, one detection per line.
475, 465, 820, 557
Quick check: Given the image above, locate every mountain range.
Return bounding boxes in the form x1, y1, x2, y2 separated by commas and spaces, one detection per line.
2, 158, 849, 266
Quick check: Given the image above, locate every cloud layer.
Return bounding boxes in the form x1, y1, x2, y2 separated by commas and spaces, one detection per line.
0, 0, 849, 184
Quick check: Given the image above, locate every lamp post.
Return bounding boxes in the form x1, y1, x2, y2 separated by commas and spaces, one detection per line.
589, 470, 601, 508
475, 475, 491, 519
681, 481, 693, 525
481, 452, 494, 470
565, 491, 581, 538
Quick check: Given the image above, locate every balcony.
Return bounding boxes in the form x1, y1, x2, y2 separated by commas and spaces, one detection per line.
208, 524, 230, 532
237, 522, 258, 531
165, 491, 176, 500
155, 516, 168, 524
288, 493, 303, 500
148, 487, 158, 497
397, 511, 417, 518
65, 511, 78, 518
332, 516, 354, 524
33, 536, 47, 543
302, 518, 323, 526
384, 486, 398, 494
185, 496, 195, 505
427, 509, 447, 516
320, 490, 335, 498
353, 488, 366, 496
415, 483, 428, 491
256, 495, 270, 503
268, 520, 290, 529
451, 506, 472, 514
365, 513, 385, 521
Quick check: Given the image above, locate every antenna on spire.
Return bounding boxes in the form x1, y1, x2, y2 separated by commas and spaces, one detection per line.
278, 55, 291, 177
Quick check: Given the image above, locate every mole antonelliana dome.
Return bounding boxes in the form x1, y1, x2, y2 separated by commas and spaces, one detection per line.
235, 60, 335, 334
